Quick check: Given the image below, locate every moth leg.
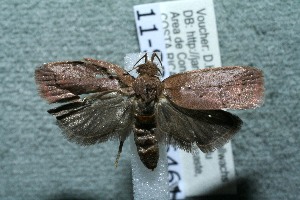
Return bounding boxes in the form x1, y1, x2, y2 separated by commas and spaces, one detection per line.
115, 140, 124, 168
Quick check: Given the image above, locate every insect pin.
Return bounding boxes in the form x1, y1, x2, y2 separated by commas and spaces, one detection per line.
35, 52, 264, 170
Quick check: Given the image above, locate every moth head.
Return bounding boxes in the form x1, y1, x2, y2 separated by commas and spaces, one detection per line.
136, 61, 161, 76
134, 53, 162, 76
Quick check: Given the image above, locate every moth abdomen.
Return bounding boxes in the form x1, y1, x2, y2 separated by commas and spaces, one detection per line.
133, 127, 159, 170
134, 113, 155, 126
134, 113, 159, 170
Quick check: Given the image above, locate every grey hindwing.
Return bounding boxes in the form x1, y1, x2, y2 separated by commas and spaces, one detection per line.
155, 99, 242, 152
48, 92, 134, 145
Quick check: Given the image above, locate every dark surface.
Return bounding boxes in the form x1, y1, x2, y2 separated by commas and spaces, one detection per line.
0, 0, 299, 199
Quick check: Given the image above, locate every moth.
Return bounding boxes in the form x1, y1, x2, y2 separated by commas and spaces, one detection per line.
35, 53, 264, 170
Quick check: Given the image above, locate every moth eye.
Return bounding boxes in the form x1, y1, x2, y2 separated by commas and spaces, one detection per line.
208, 115, 212, 118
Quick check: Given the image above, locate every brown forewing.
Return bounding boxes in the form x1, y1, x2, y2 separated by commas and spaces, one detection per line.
84, 58, 135, 87
163, 66, 264, 110
35, 60, 133, 103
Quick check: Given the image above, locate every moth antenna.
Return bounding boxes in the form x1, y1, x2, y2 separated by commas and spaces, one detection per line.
127, 53, 148, 73
151, 52, 163, 76
133, 53, 148, 67
115, 140, 124, 168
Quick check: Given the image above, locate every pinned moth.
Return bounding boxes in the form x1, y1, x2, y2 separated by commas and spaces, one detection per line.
35, 53, 264, 170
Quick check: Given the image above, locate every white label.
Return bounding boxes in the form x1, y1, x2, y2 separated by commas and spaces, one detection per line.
134, 0, 236, 198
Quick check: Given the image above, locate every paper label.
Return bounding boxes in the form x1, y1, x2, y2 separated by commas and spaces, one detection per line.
134, 0, 236, 198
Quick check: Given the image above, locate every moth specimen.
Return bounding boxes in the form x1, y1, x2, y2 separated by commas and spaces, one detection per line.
35, 53, 264, 170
